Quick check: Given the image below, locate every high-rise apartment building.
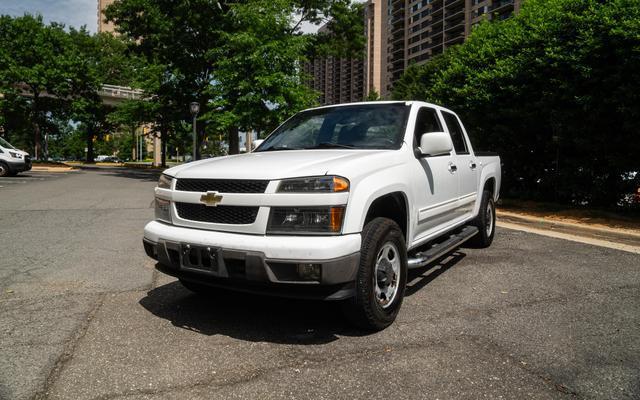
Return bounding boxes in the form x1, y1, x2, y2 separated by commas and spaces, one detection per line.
364, 0, 521, 98
97, 0, 116, 33
303, 25, 366, 105
364, 0, 388, 98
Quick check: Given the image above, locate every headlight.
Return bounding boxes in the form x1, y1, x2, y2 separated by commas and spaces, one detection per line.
155, 198, 172, 223
277, 176, 349, 193
267, 206, 345, 235
9, 152, 21, 159
158, 174, 173, 189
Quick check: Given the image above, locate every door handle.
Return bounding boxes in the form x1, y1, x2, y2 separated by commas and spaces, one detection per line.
448, 162, 457, 173
470, 161, 477, 170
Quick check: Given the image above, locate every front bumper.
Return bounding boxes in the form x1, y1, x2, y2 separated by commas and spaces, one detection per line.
143, 221, 362, 300
7, 159, 31, 173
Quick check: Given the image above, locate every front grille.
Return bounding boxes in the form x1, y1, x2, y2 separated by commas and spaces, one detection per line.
175, 203, 259, 224
176, 179, 269, 193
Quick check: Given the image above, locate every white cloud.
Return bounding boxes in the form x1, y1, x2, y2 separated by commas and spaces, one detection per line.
0, 0, 97, 32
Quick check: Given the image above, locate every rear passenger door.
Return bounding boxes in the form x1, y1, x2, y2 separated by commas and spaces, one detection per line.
411, 107, 460, 242
441, 111, 478, 220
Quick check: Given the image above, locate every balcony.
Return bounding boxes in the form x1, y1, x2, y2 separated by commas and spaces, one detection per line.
444, 0, 464, 12
490, 0, 514, 12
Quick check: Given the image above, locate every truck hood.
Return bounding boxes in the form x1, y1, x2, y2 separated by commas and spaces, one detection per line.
165, 147, 406, 181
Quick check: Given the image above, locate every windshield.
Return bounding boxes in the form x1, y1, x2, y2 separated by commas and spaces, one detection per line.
256, 103, 410, 151
0, 137, 16, 150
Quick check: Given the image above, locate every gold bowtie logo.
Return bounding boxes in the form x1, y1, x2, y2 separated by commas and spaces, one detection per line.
200, 191, 223, 207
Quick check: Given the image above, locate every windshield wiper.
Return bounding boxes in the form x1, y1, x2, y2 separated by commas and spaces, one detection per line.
259, 146, 301, 151
306, 142, 355, 149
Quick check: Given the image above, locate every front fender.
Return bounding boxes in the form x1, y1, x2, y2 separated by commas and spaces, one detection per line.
342, 164, 413, 237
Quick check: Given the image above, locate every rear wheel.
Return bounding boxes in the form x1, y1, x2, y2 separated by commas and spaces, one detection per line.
343, 217, 408, 331
467, 190, 496, 248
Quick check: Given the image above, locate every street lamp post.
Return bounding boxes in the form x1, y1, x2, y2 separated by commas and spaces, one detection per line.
190, 102, 200, 161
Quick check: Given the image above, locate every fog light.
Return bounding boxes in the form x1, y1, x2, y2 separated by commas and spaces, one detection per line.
297, 263, 321, 281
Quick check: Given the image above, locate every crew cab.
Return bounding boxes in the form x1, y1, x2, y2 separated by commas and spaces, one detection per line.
0, 136, 31, 177
143, 101, 501, 330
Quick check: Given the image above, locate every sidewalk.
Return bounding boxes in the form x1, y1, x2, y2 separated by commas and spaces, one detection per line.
496, 209, 640, 254
30, 165, 75, 172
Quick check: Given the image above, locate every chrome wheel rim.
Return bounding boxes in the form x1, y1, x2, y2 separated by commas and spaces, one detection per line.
486, 201, 494, 236
374, 242, 400, 309
0, 164, 6, 176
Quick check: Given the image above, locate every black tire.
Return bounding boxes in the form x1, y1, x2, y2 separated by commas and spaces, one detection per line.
179, 278, 213, 295
467, 190, 496, 248
0, 162, 9, 177
343, 217, 408, 331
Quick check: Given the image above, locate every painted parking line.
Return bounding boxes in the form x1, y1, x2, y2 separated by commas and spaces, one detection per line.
19, 175, 56, 179
0, 177, 45, 182
497, 221, 640, 254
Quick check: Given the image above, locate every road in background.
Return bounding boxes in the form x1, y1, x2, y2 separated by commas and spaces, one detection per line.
0, 168, 638, 399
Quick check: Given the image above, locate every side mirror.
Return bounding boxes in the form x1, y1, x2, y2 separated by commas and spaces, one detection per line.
419, 132, 453, 156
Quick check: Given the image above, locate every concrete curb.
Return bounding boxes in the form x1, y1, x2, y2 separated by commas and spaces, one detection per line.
496, 210, 640, 253
497, 210, 640, 238
31, 167, 74, 172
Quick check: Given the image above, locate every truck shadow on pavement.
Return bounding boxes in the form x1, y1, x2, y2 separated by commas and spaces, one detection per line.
405, 252, 466, 297
138, 251, 466, 344
139, 281, 355, 345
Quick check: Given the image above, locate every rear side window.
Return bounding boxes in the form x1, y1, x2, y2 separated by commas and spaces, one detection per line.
413, 107, 442, 145
441, 111, 468, 154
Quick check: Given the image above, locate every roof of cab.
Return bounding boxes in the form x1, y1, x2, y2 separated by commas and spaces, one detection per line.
302, 100, 454, 115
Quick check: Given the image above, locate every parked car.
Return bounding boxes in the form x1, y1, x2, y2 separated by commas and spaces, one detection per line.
0, 136, 31, 177
143, 101, 501, 330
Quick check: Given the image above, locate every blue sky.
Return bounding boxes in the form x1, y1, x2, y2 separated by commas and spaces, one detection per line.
0, 0, 98, 32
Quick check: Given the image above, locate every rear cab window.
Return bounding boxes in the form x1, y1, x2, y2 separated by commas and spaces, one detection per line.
441, 111, 469, 155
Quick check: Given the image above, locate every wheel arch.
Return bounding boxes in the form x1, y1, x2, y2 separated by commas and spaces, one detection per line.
362, 191, 409, 243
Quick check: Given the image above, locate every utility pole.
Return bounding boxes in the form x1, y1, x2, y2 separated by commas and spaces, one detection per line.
190, 102, 200, 161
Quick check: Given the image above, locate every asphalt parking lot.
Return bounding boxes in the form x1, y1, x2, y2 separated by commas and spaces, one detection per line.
0, 167, 638, 400
0, 170, 77, 189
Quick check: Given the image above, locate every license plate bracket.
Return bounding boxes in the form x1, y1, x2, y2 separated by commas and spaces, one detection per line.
180, 244, 219, 272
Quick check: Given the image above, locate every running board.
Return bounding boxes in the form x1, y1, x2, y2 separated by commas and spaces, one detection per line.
407, 226, 479, 269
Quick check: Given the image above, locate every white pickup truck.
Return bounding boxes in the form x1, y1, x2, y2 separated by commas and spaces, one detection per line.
143, 101, 501, 330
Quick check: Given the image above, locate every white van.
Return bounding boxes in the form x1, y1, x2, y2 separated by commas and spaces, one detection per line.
0, 136, 31, 177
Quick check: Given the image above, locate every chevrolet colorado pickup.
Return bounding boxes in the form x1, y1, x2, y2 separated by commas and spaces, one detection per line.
143, 101, 501, 330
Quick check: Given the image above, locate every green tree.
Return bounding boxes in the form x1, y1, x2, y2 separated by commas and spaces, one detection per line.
393, 0, 640, 209
0, 15, 74, 159
205, 0, 318, 148
105, 0, 361, 156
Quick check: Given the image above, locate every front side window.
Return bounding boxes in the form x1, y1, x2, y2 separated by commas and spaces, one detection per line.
413, 107, 442, 146
441, 111, 468, 154
256, 104, 410, 151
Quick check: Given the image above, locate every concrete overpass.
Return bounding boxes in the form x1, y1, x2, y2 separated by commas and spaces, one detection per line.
8, 83, 143, 105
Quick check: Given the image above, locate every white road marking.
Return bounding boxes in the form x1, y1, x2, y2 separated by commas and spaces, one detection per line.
497, 221, 640, 254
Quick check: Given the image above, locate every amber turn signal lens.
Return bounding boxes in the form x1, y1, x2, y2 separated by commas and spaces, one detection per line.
329, 206, 345, 232
332, 177, 349, 192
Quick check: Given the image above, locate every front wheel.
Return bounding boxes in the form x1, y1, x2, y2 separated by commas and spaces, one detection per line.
343, 217, 408, 331
0, 162, 10, 177
467, 190, 496, 248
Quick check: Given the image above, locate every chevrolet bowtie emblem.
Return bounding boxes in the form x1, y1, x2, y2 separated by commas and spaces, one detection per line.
200, 191, 223, 207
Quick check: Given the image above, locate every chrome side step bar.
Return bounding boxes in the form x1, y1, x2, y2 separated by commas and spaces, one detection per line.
407, 226, 479, 269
